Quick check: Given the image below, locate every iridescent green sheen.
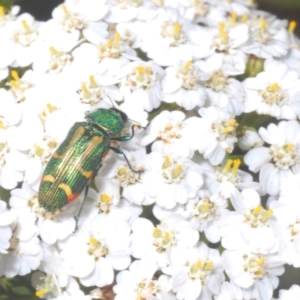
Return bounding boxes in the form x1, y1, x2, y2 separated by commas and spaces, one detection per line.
38, 108, 126, 212
86, 108, 127, 137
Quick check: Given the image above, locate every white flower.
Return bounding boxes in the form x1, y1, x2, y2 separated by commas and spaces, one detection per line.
0, 212, 42, 277
0, 1, 299, 298
32, 42, 74, 75
76, 74, 122, 110
244, 58, 300, 119
237, 127, 264, 151
209, 22, 249, 74
222, 248, 284, 299
25, 134, 60, 190
117, 60, 164, 111
185, 189, 228, 243
88, 177, 120, 211
131, 214, 199, 267
51, 3, 109, 44
163, 242, 224, 300
214, 281, 243, 300
244, 120, 300, 195
282, 34, 300, 76
6, 69, 35, 103
11, 114, 60, 191
0, 88, 22, 127
198, 55, 245, 116
60, 214, 131, 287
32, 271, 86, 300
37, 202, 77, 245
104, 0, 157, 23
9, 182, 38, 219
111, 120, 146, 152
216, 0, 253, 16
0, 200, 15, 254
0, 5, 20, 27
52, 42, 98, 82
197, 107, 238, 166
80, 194, 142, 230
119, 101, 149, 127
0, 32, 14, 80
204, 159, 263, 195
243, 15, 289, 58
219, 189, 277, 254
65, 0, 109, 22
271, 200, 300, 267
0, 127, 26, 189
152, 202, 186, 222
78, 176, 142, 227
165, 0, 212, 24
141, 110, 201, 158
5, 13, 41, 67
115, 21, 143, 48
51, 3, 86, 33
97, 32, 137, 78
35, 244, 92, 300
162, 60, 207, 110
114, 259, 176, 300
141, 8, 211, 66
42, 7, 79, 42
98, 148, 153, 205
38, 243, 67, 279
278, 285, 300, 300
270, 174, 300, 267
144, 153, 203, 209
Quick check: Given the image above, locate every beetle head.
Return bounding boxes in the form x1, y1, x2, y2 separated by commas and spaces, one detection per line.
85, 108, 127, 137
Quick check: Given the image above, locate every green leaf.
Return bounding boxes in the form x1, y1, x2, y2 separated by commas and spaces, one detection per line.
0, 277, 12, 290
0, 186, 10, 202
242, 55, 264, 79
11, 285, 33, 295
237, 112, 272, 130
0, 0, 14, 10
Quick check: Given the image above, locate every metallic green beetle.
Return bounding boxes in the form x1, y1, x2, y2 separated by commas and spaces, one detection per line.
38, 108, 141, 212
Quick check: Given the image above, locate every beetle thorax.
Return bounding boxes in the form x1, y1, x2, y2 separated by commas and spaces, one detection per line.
86, 108, 126, 137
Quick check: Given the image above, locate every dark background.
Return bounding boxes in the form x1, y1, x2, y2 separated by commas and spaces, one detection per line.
18, 0, 62, 21
17, 0, 300, 38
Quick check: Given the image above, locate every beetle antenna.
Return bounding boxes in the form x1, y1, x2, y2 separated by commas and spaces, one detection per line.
106, 94, 117, 108
106, 94, 145, 129
128, 118, 146, 130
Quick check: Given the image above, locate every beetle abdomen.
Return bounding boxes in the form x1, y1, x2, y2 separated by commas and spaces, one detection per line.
38, 122, 110, 212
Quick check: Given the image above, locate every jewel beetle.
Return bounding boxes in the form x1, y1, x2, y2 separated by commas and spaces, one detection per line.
38, 107, 142, 212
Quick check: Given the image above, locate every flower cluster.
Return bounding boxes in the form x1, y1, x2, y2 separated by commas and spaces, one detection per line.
0, 0, 300, 299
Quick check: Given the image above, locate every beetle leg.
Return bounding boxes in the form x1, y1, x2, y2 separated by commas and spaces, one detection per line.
110, 146, 142, 174
111, 124, 144, 142
74, 184, 90, 230
74, 161, 103, 230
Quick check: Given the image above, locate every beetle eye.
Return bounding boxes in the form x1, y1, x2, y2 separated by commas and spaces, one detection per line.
119, 110, 128, 123
111, 108, 128, 123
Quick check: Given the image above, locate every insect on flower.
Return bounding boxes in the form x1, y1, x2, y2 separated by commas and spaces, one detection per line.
38, 107, 143, 212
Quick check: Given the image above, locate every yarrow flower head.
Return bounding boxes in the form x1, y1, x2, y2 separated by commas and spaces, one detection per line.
0, 1, 299, 299
162, 60, 207, 110
244, 120, 300, 195
131, 214, 199, 267
141, 110, 202, 158
117, 60, 164, 112
244, 58, 300, 119
196, 106, 238, 165
222, 247, 285, 296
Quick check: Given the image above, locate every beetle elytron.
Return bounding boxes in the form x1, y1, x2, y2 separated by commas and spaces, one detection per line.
38, 107, 141, 212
